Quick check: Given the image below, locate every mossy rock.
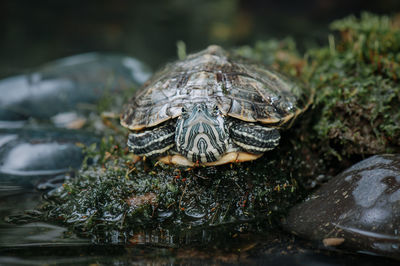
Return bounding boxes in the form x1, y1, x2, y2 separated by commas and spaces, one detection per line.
312, 13, 400, 157
39, 12, 400, 243
40, 133, 306, 243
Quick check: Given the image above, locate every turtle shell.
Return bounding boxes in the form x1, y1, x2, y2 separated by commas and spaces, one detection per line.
121, 45, 311, 131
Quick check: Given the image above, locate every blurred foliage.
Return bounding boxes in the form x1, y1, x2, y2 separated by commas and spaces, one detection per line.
4, 0, 399, 75
234, 37, 306, 78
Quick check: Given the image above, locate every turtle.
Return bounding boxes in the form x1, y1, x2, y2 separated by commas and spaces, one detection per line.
120, 45, 312, 166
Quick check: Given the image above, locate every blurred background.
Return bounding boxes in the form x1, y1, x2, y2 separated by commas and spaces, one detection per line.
1, 0, 400, 77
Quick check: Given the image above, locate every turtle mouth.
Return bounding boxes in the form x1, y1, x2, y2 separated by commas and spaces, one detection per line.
178, 124, 228, 163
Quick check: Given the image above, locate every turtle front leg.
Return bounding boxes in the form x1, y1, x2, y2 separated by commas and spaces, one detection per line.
229, 121, 280, 154
127, 124, 175, 157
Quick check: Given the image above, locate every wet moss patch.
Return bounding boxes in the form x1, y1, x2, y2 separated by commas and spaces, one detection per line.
41, 135, 303, 243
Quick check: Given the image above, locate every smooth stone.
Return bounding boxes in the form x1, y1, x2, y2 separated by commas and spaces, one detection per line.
284, 154, 400, 259
50, 111, 87, 129
0, 128, 98, 187
0, 53, 151, 121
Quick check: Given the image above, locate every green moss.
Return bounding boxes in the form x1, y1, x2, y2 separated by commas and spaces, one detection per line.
41, 135, 303, 242
310, 12, 400, 156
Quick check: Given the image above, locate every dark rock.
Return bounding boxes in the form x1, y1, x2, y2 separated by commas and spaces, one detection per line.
0, 128, 98, 187
0, 53, 151, 121
284, 154, 400, 259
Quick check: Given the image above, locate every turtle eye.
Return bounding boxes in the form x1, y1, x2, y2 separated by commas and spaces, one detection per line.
181, 106, 189, 118
212, 105, 219, 116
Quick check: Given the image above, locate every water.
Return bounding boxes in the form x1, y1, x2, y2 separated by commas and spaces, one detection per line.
1, 187, 400, 265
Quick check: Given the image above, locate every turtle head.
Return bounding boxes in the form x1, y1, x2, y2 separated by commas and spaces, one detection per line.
175, 103, 228, 163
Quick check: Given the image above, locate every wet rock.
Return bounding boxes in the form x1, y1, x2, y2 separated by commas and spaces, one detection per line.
50, 112, 87, 129
0, 128, 98, 187
284, 154, 400, 259
0, 53, 151, 121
